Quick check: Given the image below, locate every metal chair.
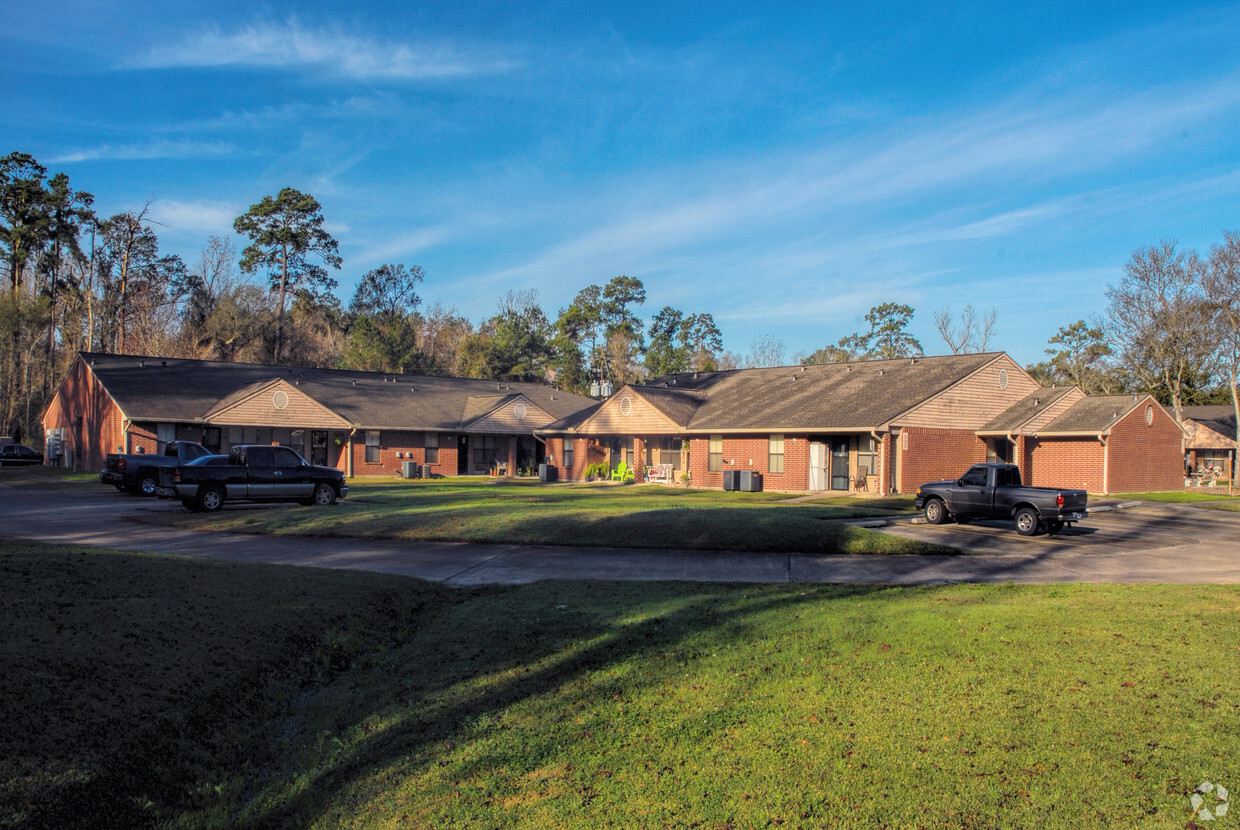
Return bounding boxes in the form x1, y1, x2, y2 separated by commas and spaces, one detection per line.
852, 466, 869, 492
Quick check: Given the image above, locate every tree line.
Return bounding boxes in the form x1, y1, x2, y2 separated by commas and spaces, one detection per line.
3, 149, 1236, 446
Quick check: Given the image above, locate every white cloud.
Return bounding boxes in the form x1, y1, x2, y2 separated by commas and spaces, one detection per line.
148, 200, 241, 235
49, 140, 235, 164
135, 20, 519, 80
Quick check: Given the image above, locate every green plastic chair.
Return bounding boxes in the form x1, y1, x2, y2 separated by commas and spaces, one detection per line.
611, 461, 633, 482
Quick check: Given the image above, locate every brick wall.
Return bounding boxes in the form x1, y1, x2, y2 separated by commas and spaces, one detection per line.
898, 427, 987, 493
1106, 404, 1185, 492
42, 357, 127, 471
346, 430, 459, 478
684, 435, 811, 491
1026, 438, 1104, 493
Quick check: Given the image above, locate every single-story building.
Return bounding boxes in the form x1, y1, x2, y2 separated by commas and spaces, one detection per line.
43, 352, 597, 477
1181, 405, 1238, 480
537, 352, 1185, 494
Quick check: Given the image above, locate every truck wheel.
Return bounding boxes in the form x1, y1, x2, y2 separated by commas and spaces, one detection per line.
1014, 507, 1041, 536
924, 498, 948, 525
312, 483, 337, 507
1045, 520, 1064, 536
134, 470, 158, 497
197, 485, 225, 513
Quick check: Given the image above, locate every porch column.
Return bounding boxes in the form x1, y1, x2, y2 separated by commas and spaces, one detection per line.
507, 438, 518, 478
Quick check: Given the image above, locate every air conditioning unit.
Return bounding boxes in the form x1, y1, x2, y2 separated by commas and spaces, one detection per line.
401, 460, 420, 478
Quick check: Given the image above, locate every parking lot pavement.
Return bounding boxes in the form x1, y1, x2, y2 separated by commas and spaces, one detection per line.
3, 483, 1240, 584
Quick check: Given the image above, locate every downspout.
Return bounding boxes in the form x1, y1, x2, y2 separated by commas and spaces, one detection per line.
870, 430, 883, 493
1100, 432, 1109, 495
347, 428, 356, 478
122, 417, 131, 454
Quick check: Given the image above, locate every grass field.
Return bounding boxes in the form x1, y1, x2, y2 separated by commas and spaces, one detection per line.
4, 542, 1238, 829
136, 479, 940, 555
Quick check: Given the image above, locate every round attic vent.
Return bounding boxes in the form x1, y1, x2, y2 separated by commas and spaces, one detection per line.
514, 403, 527, 421
1145, 404, 1154, 425
620, 396, 632, 416
272, 390, 289, 410
998, 369, 1009, 390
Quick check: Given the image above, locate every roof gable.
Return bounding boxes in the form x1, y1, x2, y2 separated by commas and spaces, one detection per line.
577, 387, 690, 434
203, 378, 351, 428
464, 394, 561, 434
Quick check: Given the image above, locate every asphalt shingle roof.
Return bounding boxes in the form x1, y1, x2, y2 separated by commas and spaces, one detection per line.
979, 387, 1078, 433
1038, 395, 1143, 434
545, 352, 1003, 432
78, 352, 596, 431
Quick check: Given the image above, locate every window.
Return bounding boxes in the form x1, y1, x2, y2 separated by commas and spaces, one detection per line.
624, 437, 634, 467
646, 437, 681, 470
858, 436, 877, 475
961, 466, 988, 487
769, 434, 784, 474
365, 430, 381, 463
272, 447, 303, 467
708, 435, 722, 472
563, 440, 574, 470
425, 432, 439, 464
473, 435, 500, 468
157, 423, 176, 454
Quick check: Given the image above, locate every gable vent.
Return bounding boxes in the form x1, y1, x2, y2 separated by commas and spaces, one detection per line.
273, 390, 289, 410
620, 396, 632, 416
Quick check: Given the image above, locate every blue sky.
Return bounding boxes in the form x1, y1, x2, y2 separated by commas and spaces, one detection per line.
5, 1, 1240, 366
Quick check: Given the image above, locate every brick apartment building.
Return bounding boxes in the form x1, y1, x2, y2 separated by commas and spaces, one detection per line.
538, 353, 1185, 494
42, 350, 1185, 493
43, 352, 596, 478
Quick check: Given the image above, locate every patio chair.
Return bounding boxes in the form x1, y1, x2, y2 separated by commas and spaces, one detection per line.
852, 466, 869, 492
611, 461, 633, 482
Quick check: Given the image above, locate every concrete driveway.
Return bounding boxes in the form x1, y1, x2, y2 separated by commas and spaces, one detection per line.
3, 483, 1240, 585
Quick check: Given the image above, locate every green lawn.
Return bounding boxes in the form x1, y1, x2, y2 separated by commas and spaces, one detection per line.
3, 542, 1238, 829
1114, 490, 1240, 503
144, 480, 937, 555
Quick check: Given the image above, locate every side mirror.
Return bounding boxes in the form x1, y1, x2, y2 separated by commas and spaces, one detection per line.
956, 478, 964, 487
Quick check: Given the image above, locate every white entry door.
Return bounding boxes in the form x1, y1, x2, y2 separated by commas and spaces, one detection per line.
809, 442, 827, 490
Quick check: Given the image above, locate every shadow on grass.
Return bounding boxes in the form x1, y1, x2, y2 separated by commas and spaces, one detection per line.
0, 542, 890, 828
243, 580, 886, 828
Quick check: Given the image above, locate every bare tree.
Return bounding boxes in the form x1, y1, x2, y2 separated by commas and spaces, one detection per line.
934, 304, 997, 354
1106, 241, 1211, 423
745, 333, 786, 368
1206, 231, 1240, 447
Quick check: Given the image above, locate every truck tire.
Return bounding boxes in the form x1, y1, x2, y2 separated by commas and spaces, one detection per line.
1014, 507, 1040, 536
197, 484, 225, 513
134, 470, 158, 497
924, 498, 948, 525
311, 482, 337, 507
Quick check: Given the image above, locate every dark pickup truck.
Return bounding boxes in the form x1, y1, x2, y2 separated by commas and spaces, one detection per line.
100, 440, 211, 496
914, 463, 1088, 536
167, 444, 348, 512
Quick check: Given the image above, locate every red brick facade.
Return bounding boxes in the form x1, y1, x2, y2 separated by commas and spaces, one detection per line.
1104, 403, 1185, 493
1025, 438, 1105, 493
897, 427, 988, 494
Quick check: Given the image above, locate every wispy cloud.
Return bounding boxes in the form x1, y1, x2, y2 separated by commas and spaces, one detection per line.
134, 20, 519, 80
50, 140, 235, 164
148, 200, 241, 235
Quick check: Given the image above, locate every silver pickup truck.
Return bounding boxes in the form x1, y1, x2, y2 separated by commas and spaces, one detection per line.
914, 462, 1088, 536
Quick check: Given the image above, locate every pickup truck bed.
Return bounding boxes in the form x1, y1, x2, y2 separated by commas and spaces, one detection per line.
100, 441, 211, 496
914, 463, 1088, 536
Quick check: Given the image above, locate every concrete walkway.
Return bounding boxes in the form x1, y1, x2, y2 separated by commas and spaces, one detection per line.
3, 484, 1240, 585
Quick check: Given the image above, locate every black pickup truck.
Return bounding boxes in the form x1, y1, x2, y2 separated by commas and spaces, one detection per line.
167, 444, 348, 512
100, 440, 211, 496
914, 463, 1088, 536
